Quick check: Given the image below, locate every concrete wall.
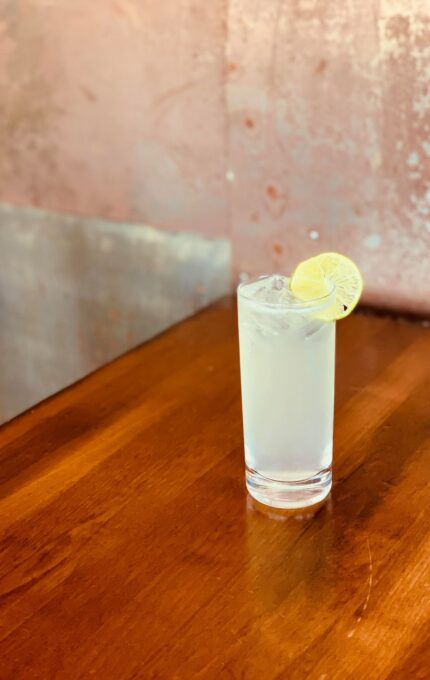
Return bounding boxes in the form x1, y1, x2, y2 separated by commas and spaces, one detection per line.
0, 0, 429, 421
0, 205, 229, 423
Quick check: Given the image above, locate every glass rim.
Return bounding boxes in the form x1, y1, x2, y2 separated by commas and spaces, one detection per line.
237, 274, 336, 313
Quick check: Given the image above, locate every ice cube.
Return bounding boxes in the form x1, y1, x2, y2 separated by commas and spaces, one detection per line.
272, 276, 284, 291
304, 319, 325, 339
251, 275, 293, 305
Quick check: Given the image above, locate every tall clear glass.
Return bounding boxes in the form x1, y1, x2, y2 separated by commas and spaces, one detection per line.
237, 275, 336, 509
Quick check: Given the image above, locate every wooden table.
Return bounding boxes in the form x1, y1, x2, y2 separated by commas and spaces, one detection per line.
0, 299, 429, 679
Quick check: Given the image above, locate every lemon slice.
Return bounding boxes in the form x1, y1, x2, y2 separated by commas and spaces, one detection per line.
290, 252, 363, 320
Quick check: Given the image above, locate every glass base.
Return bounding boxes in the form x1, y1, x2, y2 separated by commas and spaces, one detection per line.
246, 466, 332, 509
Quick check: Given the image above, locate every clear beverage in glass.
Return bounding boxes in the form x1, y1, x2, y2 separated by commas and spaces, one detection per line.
237, 274, 336, 508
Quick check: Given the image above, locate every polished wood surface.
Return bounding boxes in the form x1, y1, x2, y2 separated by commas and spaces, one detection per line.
0, 299, 429, 679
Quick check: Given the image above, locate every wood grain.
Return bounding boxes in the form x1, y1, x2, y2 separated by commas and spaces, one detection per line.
0, 298, 429, 679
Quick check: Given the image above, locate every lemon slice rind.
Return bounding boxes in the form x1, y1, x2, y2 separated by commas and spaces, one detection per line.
290, 252, 363, 321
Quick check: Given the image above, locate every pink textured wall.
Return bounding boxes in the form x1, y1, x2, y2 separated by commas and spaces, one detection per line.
227, 0, 430, 314
1, 0, 429, 313
0, 0, 228, 237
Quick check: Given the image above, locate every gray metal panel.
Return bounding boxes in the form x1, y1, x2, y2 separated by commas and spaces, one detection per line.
0, 204, 231, 423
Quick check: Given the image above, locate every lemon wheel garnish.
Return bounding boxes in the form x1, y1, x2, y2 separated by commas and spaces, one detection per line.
290, 252, 363, 320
